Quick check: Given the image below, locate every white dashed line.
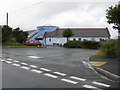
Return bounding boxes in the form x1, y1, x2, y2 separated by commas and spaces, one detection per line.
7, 59, 12, 61
92, 81, 110, 87
40, 68, 51, 72
83, 85, 97, 89
44, 73, 58, 78
20, 66, 30, 70
13, 60, 20, 63
53, 72, 66, 76
70, 76, 86, 81
0, 59, 5, 62
21, 62, 28, 65
31, 69, 43, 73
12, 63, 21, 67
61, 79, 78, 84
29, 65, 38, 68
5, 61, 12, 64
28, 56, 43, 59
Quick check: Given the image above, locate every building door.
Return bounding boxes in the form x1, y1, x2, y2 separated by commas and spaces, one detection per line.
78, 38, 81, 41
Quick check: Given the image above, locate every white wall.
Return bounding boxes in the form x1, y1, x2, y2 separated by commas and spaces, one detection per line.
46, 37, 67, 45
45, 37, 109, 45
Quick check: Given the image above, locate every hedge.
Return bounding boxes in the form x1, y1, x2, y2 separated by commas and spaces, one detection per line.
63, 40, 100, 49
100, 39, 119, 59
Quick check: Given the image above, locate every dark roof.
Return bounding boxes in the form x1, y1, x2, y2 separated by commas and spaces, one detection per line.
45, 28, 110, 37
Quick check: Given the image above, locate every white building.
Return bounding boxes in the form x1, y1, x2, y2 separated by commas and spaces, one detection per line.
26, 27, 110, 45
44, 28, 110, 45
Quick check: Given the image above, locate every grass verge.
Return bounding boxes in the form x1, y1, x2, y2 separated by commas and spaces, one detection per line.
2, 42, 45, 48
90, 50, 106, 58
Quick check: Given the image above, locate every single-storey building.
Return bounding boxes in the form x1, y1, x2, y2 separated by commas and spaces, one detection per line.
26, 26, 110, 45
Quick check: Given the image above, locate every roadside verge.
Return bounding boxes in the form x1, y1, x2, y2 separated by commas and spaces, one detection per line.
86, 57, 120, 83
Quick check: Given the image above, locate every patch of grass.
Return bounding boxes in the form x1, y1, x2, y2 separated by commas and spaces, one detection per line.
2, 42, 45, 48
2, 42, 23, 46
91, 50, 106, 58
7, 45, 45, 48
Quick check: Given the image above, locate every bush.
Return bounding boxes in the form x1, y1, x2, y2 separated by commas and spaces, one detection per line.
63, 41, 82, 48
63, 40, 100, 49
81, 40, 100, 49
100, 39, 119, 59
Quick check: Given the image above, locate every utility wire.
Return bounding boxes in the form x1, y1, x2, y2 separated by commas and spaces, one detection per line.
9, 1, 43, 14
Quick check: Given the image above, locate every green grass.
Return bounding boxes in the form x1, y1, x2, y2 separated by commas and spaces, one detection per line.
90, 50, 106, 58
2, 42, 45, 48
6, 45, 45, 48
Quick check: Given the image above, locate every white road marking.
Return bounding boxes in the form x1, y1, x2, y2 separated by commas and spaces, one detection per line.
70, 76, 86, 81
7, 59, 12, 61
0, 59, 5, 62
53, 72, 66, 76
83, 85, 97, 89
20, 66, 30, 70
5, 61, 12, 64
61, 79, 78, 84
21, 62, 28, 65
44, 73, 58, 78
29, 65, 38, 68
92, 81, 110, 87
28, 56, 43, 59
40, 68, 51, 72
12, 63, 21, 67
31, 69, 42, 73
13, 60, 20, 63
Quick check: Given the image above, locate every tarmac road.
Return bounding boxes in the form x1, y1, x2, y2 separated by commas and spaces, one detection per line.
1, 47, 119, 89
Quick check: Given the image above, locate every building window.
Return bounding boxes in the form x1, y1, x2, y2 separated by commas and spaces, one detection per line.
78, 38, 81, 41
100, 38, 104, 41
83, 39, 86, 41
49, 39, 51, 41
73, 38, 76, 41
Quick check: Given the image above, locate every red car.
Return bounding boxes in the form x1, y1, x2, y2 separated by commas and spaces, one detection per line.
24, 40, 41, 46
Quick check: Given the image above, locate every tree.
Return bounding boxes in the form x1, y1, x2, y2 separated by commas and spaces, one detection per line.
0, 26, 2, 42
12, 27, 28, 43
17, 31, 28, 43
62, 28, 73, 42
2, 25, 12, 42
2, 25, 28, 43
106, 2, 120, 38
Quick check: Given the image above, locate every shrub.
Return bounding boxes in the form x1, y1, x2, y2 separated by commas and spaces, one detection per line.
63, 40, 100, 49
81, 40, 100, 49
63, 41, 82, 48
100, 39, 119, 58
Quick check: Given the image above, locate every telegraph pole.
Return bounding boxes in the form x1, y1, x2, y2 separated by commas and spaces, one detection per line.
6, 13, 8, 26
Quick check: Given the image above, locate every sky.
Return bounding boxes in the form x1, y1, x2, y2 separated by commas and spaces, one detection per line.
0, 0, 119, 38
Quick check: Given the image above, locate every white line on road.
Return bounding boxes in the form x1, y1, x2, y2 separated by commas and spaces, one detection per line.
0, 59, 5, 62
40, 68, 51, 72
53, 72, 66, 76
61, 79, 78, 84
5, 61, 12, 64
44, 73, 58, 78
13, 60, 20, 63
31, 69, 43, 73
21, 62, 28, 65
7, 59, 12, 61
70, 76, 86, 81
83, 85, 98, 89
20, 66, 30, 70
12, 63, 21, 67
92, 81, 110, 87
29, 65, 38, 68
28, 56, 43, 59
